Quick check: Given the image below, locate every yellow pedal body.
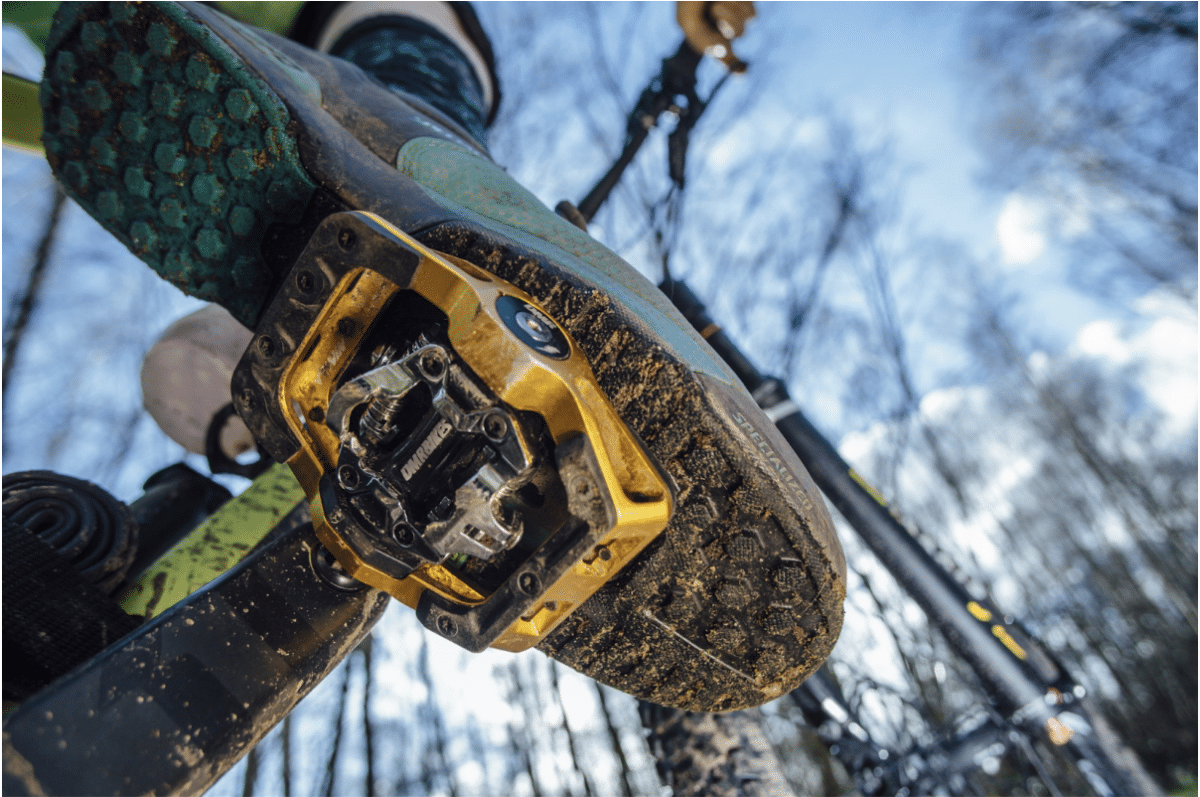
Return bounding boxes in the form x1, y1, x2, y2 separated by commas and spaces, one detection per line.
232, 211, 672, 652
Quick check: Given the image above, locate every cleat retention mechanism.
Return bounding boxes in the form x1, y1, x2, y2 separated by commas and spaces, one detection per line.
232, 211, 673, 652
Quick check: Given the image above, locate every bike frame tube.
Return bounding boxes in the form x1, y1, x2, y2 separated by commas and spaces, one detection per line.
661, 278, 1162, 797
2, 73, 44, 154
576, 41, 703, 222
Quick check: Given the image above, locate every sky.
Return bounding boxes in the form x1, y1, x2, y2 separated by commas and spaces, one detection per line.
800, 3, 1179, 353
763, 3, 993, 240
2, 1, 1091, 487
2, 4, 1194, 793
6, 1, 1185, 533
765, 3, 1182, 412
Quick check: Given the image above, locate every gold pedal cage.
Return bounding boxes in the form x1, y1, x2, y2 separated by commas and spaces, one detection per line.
232, 211, 672, 652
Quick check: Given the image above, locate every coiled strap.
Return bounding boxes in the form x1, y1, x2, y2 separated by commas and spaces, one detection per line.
3, 471, 138, 594
3, 472, 141, 702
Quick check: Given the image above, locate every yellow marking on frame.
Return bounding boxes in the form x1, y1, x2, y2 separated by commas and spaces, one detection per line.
118, 464, 305, 618
849, 469, 889, 507
967, 601, 993, 623
991, 624, 1028, 660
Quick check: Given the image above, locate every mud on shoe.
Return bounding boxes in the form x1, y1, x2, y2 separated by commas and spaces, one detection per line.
41, 1, 845, 711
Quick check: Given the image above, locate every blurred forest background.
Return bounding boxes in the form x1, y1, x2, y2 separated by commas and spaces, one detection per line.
2, 2, 1195, 795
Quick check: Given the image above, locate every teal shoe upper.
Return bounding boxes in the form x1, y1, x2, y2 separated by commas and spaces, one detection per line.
394, 137, 742, 391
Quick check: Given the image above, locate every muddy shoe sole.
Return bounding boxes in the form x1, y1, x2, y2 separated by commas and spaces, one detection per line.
41, 1, 845, 711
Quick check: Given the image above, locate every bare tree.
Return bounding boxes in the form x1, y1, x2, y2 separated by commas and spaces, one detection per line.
592, 682, 636, 797
360, 637, 376, 796
319, 661, 351, 797
239, 744, 259, 797
2, 186, 66, 407
966, 2, 1198, 303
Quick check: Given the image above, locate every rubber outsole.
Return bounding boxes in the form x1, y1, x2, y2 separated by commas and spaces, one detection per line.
41, 2, 315, 327
41, 1, 845, 711
420, 224, 845, 709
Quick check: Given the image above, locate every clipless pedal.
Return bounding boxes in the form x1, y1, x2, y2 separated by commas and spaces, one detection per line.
233, 210, 672, 652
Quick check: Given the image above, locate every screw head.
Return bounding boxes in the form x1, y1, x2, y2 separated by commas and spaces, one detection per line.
296, 270, 316, 294
392, 522, 415, 546
515, 310, 553, 343
517, 571, 540, 596
239, 388, 256, 409
418, 348, 447, 380
337, 227, 356, 250
257, 335, 275, 356
436, 615, 458, 637
495, 295, 570, 360
482, 411, 508, 441
337, 464, 360, 490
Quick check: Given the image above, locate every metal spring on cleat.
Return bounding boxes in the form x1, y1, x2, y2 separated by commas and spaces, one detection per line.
360, 393, 405, 446
369, 344, 397, 368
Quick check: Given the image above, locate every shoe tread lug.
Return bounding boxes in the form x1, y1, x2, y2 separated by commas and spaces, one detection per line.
41, 1, 317, 328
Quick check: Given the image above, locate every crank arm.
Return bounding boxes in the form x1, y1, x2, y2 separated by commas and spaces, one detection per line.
2, 506, 389, 797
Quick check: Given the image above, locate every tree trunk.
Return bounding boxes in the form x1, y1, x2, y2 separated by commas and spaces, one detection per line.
2, 186, 67, 407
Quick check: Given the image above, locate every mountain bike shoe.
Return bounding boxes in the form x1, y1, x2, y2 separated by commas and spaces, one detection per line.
40, 1, 845, 711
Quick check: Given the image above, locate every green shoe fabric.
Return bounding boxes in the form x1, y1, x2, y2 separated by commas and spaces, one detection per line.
40, 1, 845, 711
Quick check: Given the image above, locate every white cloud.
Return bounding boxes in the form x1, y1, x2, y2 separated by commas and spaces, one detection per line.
1068, 303, 1197, 436
1129, 316, 1197, 432
995, 193, 1047, 266
1075, 319, 1125, 361
1027, 349, 1051, 375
